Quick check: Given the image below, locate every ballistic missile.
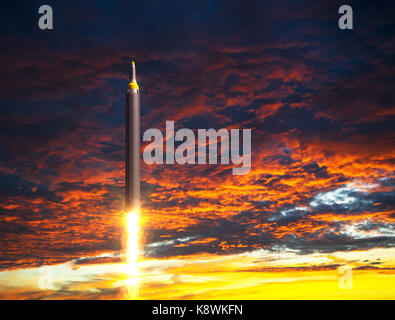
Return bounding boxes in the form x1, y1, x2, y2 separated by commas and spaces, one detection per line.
125, 60, 140, 212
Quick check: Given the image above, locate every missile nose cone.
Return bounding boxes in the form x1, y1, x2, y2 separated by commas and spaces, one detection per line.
128, 60, 139, 90
130, 60, 137, 82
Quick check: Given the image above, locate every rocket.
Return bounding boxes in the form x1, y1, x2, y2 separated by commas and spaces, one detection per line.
125, 60, 140, 212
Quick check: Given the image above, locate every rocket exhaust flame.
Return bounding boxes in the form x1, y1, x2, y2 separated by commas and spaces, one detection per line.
124, 210, 140, 299
126, 211, 139, 270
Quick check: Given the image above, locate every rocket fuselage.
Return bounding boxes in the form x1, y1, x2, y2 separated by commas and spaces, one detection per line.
125, 63, 140, 212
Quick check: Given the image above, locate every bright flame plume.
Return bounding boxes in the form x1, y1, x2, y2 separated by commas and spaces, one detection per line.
124, 210, 140, 298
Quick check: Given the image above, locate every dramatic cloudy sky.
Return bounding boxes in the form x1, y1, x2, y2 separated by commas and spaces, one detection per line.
0, 0, 394, 295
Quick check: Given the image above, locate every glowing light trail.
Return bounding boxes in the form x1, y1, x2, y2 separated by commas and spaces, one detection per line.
124, 210, 140, 298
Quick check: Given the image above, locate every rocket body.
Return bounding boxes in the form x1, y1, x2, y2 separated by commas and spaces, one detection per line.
125, 62, 140, 212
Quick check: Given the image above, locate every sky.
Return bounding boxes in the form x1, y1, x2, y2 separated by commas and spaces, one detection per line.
0, 0, 394, 299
